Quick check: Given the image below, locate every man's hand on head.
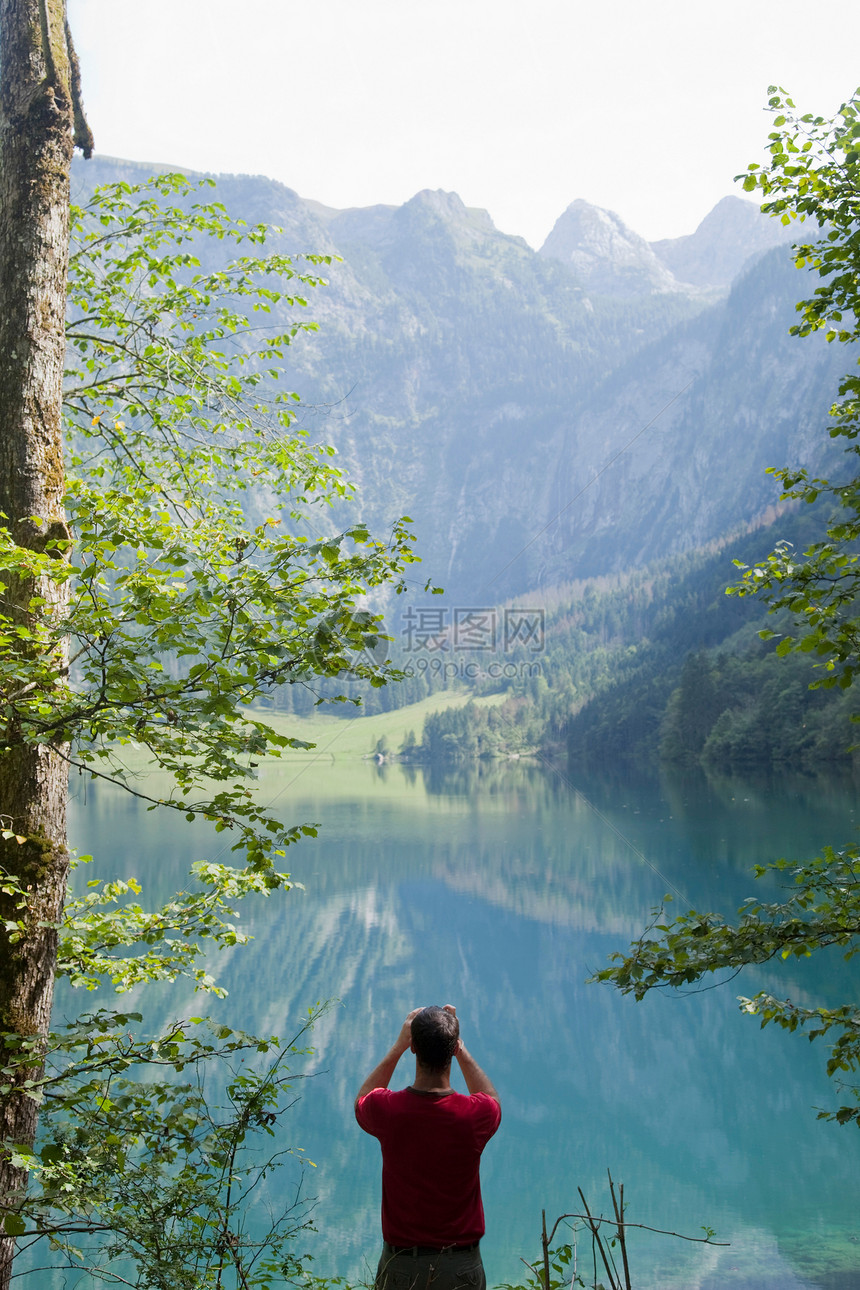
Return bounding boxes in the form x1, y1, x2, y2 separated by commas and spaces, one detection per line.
355, 1007, 424, 1106
442, 1004, 462, 1056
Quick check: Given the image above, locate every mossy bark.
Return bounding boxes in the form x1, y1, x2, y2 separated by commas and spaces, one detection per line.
0, 3, 89, 1283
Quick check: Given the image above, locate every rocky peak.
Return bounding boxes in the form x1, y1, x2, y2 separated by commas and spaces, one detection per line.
538, 199, 682, 297
650, 194, 797, 288
322, 190, 510, 263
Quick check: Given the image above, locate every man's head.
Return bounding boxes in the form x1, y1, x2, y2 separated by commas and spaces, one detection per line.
411, 1005, 460, 1073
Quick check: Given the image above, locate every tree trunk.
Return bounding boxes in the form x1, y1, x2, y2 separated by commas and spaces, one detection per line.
0, 3, 90, 1283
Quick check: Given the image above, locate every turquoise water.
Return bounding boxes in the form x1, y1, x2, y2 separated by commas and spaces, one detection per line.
60, 759, 860, 1289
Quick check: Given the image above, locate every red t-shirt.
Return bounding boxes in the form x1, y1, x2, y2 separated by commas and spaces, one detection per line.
356, 1088, 501, 1247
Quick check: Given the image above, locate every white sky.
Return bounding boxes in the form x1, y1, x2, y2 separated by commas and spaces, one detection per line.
68, 0, 860, 248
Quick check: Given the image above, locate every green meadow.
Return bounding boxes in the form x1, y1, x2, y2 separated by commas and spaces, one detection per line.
257, 690, 506, 761
100, 690, 508, 805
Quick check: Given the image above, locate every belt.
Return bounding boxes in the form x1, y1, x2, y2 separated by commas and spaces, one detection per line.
384, 1241, 480, 1257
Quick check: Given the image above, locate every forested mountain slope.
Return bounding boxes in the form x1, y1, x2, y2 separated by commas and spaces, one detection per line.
411, 502, 859, 772
72, 157, 852, 610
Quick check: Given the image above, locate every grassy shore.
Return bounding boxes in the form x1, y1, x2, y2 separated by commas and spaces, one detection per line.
255, 689, 506, 762
96, 690, 507, 802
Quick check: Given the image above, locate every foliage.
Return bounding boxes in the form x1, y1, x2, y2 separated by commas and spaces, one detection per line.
731, 87, 860, 686
597, 88, 860, 1124
593, 846, 860, 1126
4, 1008, 323, 1286
59, 851, 290, 996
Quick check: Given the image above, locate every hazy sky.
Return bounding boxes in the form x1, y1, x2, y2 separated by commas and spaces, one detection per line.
69, 0, 860, 248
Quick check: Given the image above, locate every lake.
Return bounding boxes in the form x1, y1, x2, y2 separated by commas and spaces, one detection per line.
59, 753, 860, 1290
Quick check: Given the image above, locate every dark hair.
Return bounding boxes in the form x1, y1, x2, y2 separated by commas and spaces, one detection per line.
411, 1006, 460, 1072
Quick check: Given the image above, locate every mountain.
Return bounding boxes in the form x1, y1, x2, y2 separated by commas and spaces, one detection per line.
539, 199, 683, 296
650, 194, 797, 287
538, 194, 797, 294
71, 158, 851, 611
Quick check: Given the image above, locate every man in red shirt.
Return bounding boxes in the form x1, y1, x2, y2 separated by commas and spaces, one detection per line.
355, 1004, 501, 1290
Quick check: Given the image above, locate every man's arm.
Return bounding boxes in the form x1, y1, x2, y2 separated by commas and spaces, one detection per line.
443, 1004, 500, 1103
354, 1008, 420, 1107
455, 1042, 500, 1102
